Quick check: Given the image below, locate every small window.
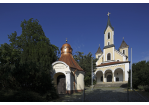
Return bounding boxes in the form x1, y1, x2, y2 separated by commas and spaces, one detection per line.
98, 55, 100, 59
108, 33, 110, 39
108, 42, 110, 45
123, 50, 125, 54
107, 53, 111, 60
116, 77, 119, 81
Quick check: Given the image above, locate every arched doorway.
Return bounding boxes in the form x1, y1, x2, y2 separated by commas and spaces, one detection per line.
57, 75, 66, 94
104, 69, 112, 82
107, 75, 112, 82
96, 71, 103, 83
54, 73, 66, 94
114, 68, 123, 82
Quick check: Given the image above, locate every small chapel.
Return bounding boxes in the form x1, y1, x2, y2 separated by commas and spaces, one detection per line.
52, 39, 85, 94
94, 12, 130, 84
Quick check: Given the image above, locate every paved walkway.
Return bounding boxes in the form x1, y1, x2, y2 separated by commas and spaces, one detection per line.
57, 87, 149, 102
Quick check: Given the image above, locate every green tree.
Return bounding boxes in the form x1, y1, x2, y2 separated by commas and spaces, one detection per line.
73, 51, 98, 86
0, 18, 60, 100
129, 60, 149, 89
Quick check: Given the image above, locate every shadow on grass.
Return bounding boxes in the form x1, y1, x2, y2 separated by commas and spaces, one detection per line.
0, 89, 60, 102
0, 89, 45, 102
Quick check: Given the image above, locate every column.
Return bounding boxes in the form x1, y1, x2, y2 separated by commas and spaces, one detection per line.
103, 73, 105, 83
65, 71, 71, 94
112, 72, 114, 83
123, 70, 125, 82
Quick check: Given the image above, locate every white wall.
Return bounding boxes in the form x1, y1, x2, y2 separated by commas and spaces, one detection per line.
96, 71, 103, 83
125, 63, 129, 81
76, 71, 84, 90
71, 73, 75, 90
114, 69, 123, 82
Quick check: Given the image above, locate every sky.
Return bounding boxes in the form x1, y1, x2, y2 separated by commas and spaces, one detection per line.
0, 3, 149, 64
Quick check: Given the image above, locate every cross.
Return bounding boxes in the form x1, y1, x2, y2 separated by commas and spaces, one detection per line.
123, 37, 124, 40
99, 44, 100, 47
107, 12, 111, 16
66, 38, 67, 43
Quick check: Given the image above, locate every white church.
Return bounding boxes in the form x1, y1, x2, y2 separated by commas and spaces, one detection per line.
94, 12, 130, 84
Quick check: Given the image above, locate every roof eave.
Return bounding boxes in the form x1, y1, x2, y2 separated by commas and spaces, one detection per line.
96, 61, 130, 67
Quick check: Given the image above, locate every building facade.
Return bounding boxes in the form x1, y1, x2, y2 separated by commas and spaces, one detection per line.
94, 13, 130, 83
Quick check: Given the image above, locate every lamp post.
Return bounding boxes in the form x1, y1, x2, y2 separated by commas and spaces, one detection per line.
91, 57, 93, 91
130, 48, 132, 90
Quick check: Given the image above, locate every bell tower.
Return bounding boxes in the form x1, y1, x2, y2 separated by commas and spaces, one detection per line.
104, 12, 114, 47
103, 12, 115, 62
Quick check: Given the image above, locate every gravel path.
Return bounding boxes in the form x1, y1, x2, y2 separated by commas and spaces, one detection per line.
57, 87, 149, 102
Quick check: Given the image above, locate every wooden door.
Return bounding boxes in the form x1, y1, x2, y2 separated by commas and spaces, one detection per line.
57, 75, 66, 94
107, 75, 112, 82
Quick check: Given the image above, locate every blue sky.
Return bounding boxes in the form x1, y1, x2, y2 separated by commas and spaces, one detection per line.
0, 3, 149, 64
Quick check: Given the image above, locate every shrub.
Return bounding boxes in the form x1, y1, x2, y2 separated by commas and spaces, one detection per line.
144, 86, 149, 92
138, 85, 144, 90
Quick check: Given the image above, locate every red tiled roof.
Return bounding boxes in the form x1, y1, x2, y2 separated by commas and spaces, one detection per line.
58, 53, 84, 71
96, 61, 130, 67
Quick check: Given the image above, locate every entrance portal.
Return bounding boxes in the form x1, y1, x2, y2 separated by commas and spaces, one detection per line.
57, 75, 66, 94
107, 75, 112, 82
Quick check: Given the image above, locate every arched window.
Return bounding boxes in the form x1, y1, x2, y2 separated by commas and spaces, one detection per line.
98, 55, 100, 59
108, 42, 110, 45
116, 77, 119, 81
108, 33, 110, 39
107, 53, 111, 60
123, 50, 125, 54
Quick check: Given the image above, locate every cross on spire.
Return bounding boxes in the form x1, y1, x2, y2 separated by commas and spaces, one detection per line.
66, 38, 67, 43
107, 12, 111, 16
99, 44, 100, 47
123, 37, 124, 40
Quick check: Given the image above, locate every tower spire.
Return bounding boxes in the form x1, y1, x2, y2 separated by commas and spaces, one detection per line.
104, 12, 114, 33
107, 12, 111, 16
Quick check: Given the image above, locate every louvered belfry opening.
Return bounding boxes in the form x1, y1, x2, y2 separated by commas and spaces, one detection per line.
107, 53, 111, 60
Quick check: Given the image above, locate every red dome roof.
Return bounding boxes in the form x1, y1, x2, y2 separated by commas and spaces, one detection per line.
59, 43, 84, 71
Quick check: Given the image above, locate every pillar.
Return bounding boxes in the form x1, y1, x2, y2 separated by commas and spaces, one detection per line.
112, 72, 114, 83
103, 73, 105, 83
65, 71, 71, 94
123, 70, 125, 82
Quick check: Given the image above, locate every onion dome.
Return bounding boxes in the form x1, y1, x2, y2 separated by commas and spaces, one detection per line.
58, 39, 84, 71
60, 43, 73, 54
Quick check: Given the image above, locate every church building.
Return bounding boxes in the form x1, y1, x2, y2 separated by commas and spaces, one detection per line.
52, 40, 85, 94
94, 12, 130, 84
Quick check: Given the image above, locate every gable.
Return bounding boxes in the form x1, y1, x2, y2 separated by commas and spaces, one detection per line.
115, 49, 126, 61
52, 61, 70, 74
96, 54, 103, 65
